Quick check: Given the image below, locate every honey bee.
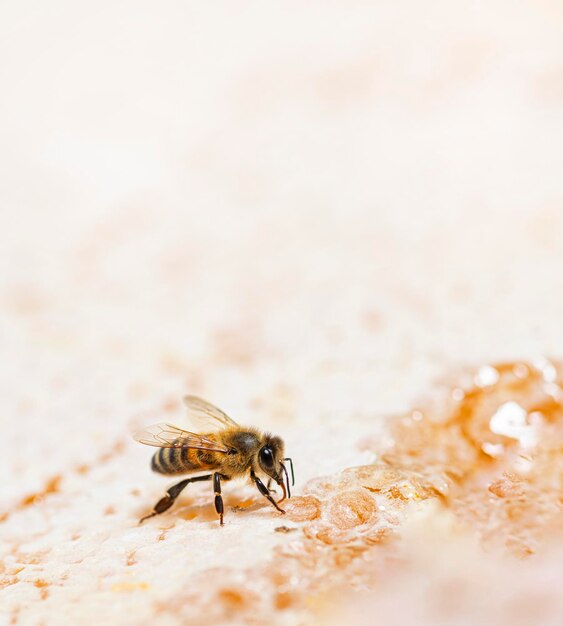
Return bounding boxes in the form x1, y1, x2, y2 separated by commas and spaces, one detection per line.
134, 395, 294, 525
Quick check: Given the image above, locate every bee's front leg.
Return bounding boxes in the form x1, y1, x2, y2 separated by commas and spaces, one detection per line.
251, 470, 285, 514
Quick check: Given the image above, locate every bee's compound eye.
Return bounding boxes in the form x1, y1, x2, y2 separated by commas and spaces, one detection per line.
259, 446, 274, 469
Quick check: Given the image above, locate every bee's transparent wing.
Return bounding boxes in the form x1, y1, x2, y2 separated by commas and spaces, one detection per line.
182, 395, 239, 431
133, 422, 230, 453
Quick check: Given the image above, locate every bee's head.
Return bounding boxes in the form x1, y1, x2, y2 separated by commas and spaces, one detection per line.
257, 435, 294, 500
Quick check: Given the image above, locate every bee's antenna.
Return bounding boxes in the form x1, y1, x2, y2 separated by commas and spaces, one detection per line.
283, 457, 295, 486
280, 462, 291, 499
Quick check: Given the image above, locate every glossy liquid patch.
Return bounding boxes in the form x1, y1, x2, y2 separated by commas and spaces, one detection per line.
179, 360, 563, 622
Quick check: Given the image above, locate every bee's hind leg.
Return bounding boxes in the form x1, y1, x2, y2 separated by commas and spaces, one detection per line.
139, 474, 213, 524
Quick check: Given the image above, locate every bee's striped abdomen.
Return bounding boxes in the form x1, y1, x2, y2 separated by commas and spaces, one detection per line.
150, 447, 218, 475
151, 448, 188, 475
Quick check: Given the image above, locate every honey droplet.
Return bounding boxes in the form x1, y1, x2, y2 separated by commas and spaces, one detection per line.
488, 473, 525, 498
217, 587, 255, 610
326, 489, 377, 530
285, 496, 322, 522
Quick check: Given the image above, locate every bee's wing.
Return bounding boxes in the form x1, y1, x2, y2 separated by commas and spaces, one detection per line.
182, 395, 239, 431
133, 422, 231, 453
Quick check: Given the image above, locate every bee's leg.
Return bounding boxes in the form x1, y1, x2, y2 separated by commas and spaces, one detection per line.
213, 472, 225, 526
139, 474, 212, 524
251, 471, 285, 514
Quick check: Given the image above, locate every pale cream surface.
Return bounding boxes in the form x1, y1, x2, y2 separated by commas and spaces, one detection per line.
1, 1, 563, 625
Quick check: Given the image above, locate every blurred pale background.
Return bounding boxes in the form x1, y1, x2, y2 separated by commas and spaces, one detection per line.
1, 2, 563, 622
2, 0, 563, 485
2, 0, 563, 484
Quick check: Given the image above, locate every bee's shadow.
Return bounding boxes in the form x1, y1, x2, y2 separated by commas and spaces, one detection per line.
169, 494, 267, 522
